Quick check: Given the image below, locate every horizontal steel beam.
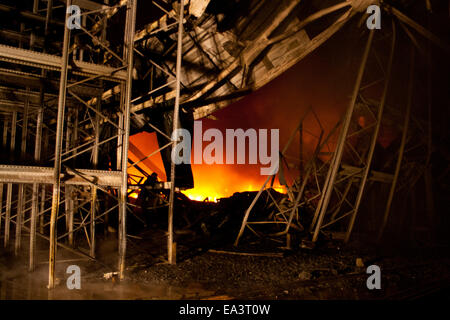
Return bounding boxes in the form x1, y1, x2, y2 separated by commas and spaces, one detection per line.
0, 69, 102, 97
0, 44, 127, 81
128, 182, 176, 191
0, 100, 40, 113
0, 165, 122, 187
61, 0, 111, 11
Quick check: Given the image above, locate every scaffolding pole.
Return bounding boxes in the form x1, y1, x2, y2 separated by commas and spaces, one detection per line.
48, 0, 72, 289
167, 0, 185, 265
118, 0, 137, 280
378, 45, 415, 241
344, 21, 396, 243
312, 29, 375, 242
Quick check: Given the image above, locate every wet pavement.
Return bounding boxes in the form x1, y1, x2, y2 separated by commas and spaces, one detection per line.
0, 274, 215, 300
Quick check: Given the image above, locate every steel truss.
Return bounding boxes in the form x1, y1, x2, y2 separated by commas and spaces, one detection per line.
234, 10, 437, 247
0, 0, 444, 287
0, 0, 137, 288
0, 0, 188, 288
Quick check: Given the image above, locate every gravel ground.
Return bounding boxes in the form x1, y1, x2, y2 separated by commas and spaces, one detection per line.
1, 232, 449, 299
122, 231, 450, 299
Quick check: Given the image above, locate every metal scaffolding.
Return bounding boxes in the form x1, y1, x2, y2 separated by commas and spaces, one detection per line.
0, 0, 190, 288
234, 8, 439, 247
0, 0, 446, 288
0, 0, 138, 288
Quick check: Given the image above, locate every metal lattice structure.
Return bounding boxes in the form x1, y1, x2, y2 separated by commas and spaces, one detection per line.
0, 0, 191, 288
234, 5, 445, 247
0, 0, 447, 289
0, 0, 138, 288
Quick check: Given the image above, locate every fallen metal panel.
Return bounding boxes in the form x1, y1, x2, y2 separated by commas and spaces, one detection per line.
0, 165, 122, 187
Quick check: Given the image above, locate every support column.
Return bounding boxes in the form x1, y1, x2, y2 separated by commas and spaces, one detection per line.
118, 0, 137, 280
0, 182, 2, 235
38, 0, 52, 242
167, 0, 184, 264
15, 91, 29, 255
48, 0, 71, 289
40, 129, 48, 235
29, 101, 43, 271
65, 110, 74, 246
345, 22, 396, 243
312, 29, 374, 242
0, 120, 5, 234
90, 100, 100, 258
378, 46, 415, 241
167, 0, 185, 265
4, 111, 17, 248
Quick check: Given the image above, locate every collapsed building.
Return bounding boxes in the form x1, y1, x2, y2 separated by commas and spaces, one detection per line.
0, 0, 448, 289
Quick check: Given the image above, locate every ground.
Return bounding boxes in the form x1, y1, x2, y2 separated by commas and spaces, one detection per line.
1, 227, 449, 299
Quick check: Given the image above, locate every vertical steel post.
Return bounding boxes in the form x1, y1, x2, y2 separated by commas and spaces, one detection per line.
15, 91, 29, 255
30, 0, 39, 48
0, 183, 2, 234
38, 0, 52, 241
378, 46, 415, 241
345, 22, 396, 243
0, 120, 7, 234
312, 29, 374, 242
48, 0, 71, 289
90, 99, 100, 258
299, 123, 303, 181
424, 6, 435, 230
90, 10, 107, 257
2, 120, 7, 148
167, 0, 185, 265
102, 0, 110, 239
29, 104, 43, 271
65, 110, 74, 246
4, 111, 17, 248
118, 0, 137, 280
29, 0, 45, 273
39, 186, 45, 234
40, 130, 49, 234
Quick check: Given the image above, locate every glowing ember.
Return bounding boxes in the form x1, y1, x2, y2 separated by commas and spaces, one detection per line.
182, 170, 287, 202
128, 189, 140, 199
183, 193, 218, 202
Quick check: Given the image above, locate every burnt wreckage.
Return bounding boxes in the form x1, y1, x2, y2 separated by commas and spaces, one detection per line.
0, 0, 448, 288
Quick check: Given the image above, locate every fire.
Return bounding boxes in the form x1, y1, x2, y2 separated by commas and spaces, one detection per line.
183, 192, 219, 202
128, 189, 139, 199
182, 163, 287, 202
128, 132, 287, 202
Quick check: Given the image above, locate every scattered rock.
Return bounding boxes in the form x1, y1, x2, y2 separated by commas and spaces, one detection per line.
298, 271, 312, 280
300, 240, 315, 250
356, 258, 364, 268
103, 271, 119, 280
